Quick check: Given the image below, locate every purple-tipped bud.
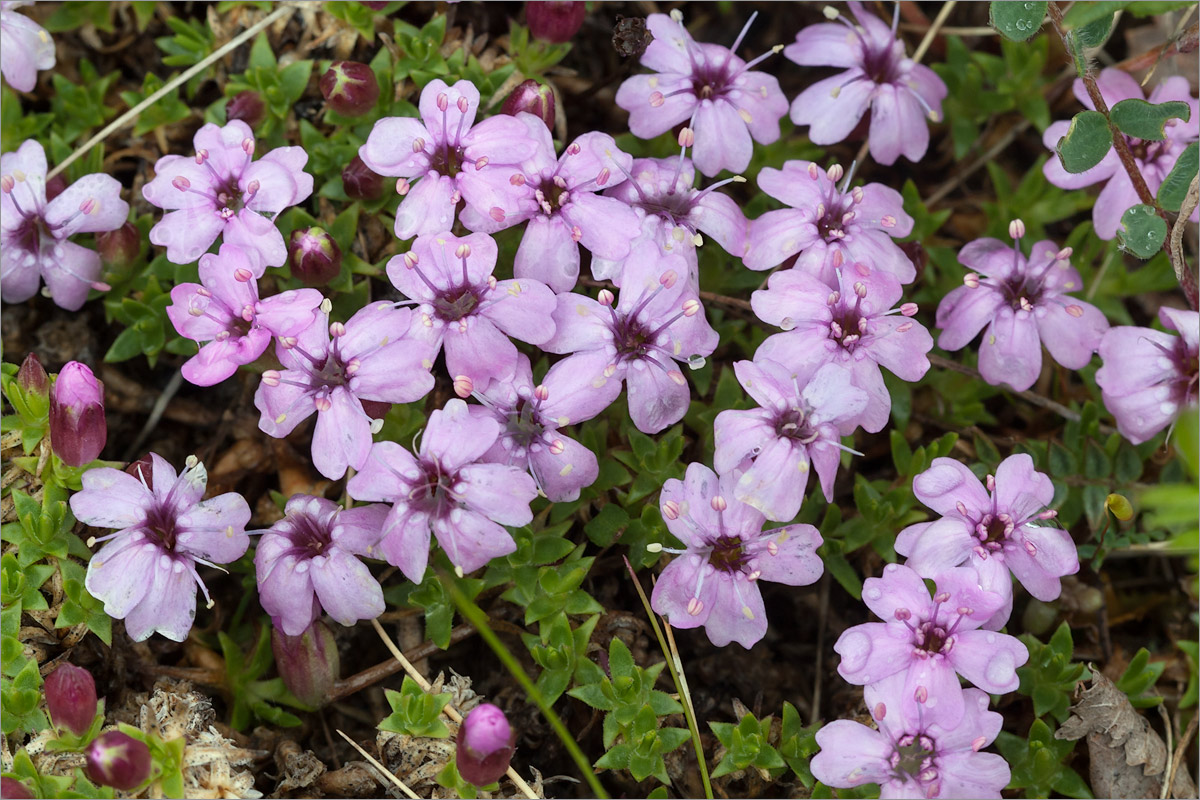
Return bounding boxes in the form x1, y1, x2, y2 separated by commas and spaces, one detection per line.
342, 155, 384, 201
526, 1, 586, 43
45, 662, 98, 736
49, 362, 106, 467
17, 353, 49, 401
225, 90, 266, 128
288, 226, 342, 287
1, 778, 34, 799
44, 174, 67, 202
84, 731, 151, 791
501, 80, 556, 131
271, 620, 340, 709
96, 222, 140, 269
456, 703, 515, 786
320, 61, 380, 117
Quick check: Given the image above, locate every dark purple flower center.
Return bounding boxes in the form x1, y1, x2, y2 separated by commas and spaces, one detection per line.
434, 286, 481, 321
636, 189, 696, 226
774, 408, 817, 443
431, 145, 465, 178
890, 733, 939, 791
829, 304, 867, 351
914, 620, 950, 654
143, 502, 178, 552
707, 534, 748, 573
691, 63, 732, 100
11, 214, 52, 255
1000, 273, 1046, 310
1128, 138, 1169, 163
861, 41, 902, 84
285, 512, 331, 557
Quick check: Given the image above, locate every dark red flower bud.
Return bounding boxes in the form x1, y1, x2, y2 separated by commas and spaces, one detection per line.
342, 155, 383, 201
288, 227, 342, 287
501, 80, 556, 131
96, 222, 140, 269
84, 731, 151, 791
1, 778, 34, 799
526, 2, 586, 43
44, 174, 67, 202
17, 353, 49, 401
49, 361, 106, 467
45, 662, 98, 736
226, 90, 266, 127
272, 620, 339, 709
125, 454, 154, 486
320, 61, 380, 117
456, 703, 515, 786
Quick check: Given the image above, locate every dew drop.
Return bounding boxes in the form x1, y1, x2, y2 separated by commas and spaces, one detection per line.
985, 649, 1016, 687
837, 630, 872, 672
687, 354, 706, 370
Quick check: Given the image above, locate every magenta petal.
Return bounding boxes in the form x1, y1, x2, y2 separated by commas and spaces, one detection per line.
310, 549, 385, 627
432, 510, 516, 574
950, 629, 1027, 694
175, 493, 252, 563
84, 536, 154, 620
311, 387, 372, 480
834, 621, 913, 685
753, 524, 823, 586
624, 359, 690, 434
712, 408, 774, 474
443, 317, 518, 387
515, 216, 580, 293
913, 457, 990, 517
528, 435, 598, 502
733, 436, 808, 522
360, 116, 431, 177
377, 506, 432, 582
691, 100, 753, 176
791, 71, 872, 144
703, 576, 767, 648
456, 463, 536, 527
810, 721, 891, 788
150, 207, 225, 265
257, 553, 317, 636
616, 73, 694, 138
650, 556, 717, 628
395, 173, 459, 240
979, 312, 1043, 391
41, 241, 102, 312
121, 555, 197, 642
562, 193, 639, 260
903, 516, 975, 576
1036, 299, 1107, 369
936, 285, 1005, 351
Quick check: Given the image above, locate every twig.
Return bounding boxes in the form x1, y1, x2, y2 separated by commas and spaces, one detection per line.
47, 4, 295, 180
912, 1, 956, 64
926, 119, 1031, 207
335, 729, 420, 800
328, 623, 475, 701
124, 369, 183, 461
1169, 175, 1199, 310
1165, 712, 1198, 799
1159, 703, 1174, 800
369, 618, 540, 800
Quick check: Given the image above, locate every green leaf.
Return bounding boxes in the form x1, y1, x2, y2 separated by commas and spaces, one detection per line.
1116, 204, 1167, 259
990, 0, 1046, 40
1110, 98, 1191, 141
1157, 142, 1198, 212
1055, 110, 1112, 173
379, 676, 452, 738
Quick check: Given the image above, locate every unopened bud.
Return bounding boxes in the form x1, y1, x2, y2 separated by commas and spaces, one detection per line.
272, 620, 340, 709
1008, 218, 1025, 239
45, 663, 98, 737
456, 703, 515, 786
0, 778, 34, 799
44, 174, 67, 202
526, 1, 586, 43
16, 352, 49, 404
288, 226, 342, 287
342, 155, 383, 201
96, 222, 141, 271
501, 79, 556, 131
225, 90, 266, 127
320, 61, 380, 117
49, 362, 106, 467
84, 731, 151, 791
1106, 493, 1133, 521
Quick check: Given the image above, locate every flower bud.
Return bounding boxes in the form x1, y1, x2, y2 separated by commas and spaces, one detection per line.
96, 222, 140, 269
49, 362, 106, 467
45, 662, 98, 736
1, 778, 34, 799
226, 90, 266, 127
501, 80, 555, 131
456, 703, 515, 786
526, 1, 586, 43
288, 226, 342, 287
272, 620, 340, 709
320, 61, 380, 117
44, 174, 67, 202
342, 155, 383, 201
84, 731, 152, 791
17, 352, 48, 402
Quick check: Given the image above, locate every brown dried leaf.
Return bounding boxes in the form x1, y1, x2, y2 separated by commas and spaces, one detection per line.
1055, 670, 1197, 798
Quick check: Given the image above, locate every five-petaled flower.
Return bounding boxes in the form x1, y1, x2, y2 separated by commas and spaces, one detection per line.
616, 11, 789, 177
2, 139, 128, 311
255, 495, 387, 636
936, 229, 1109, 392
346, 399, 538, 582
142, 120, 313, 268
650, 463, 824, 648
72, 454, 251, 642
360, 79, 539, 240
786, 1, 947, 165
896, 455, 1078, 630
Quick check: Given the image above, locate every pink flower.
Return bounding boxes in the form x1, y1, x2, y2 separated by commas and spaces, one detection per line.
650, 463, 823, 649
714, 358, 867, 522
896, 455, 1078, 630
787, 2, 946, 166
936, 232, 1108, 392
167, 243, 323, 386
834, 564, 1027, 728
142, 120, 313, 267
49, 361, 107, 467
811, 674, 1009, 799
457, 703, 515, 786
346, 399, 538, 582
615, 11, 788, 177
1042, 69, 1198, 239
254, 301, 436, 480
1096, 307, 1198, 444
752, 262, 932, 433
744, 160, 915, 285
254, 495, 387, 636
359, 79, 540, 239
72, 454, 251, 642
0, 2, 55, 92
388, 231, 557, 387
2, 140, 128, 310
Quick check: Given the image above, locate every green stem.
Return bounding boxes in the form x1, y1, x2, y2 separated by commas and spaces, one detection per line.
622, 557, 714, 800
440, 572, 609, 799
